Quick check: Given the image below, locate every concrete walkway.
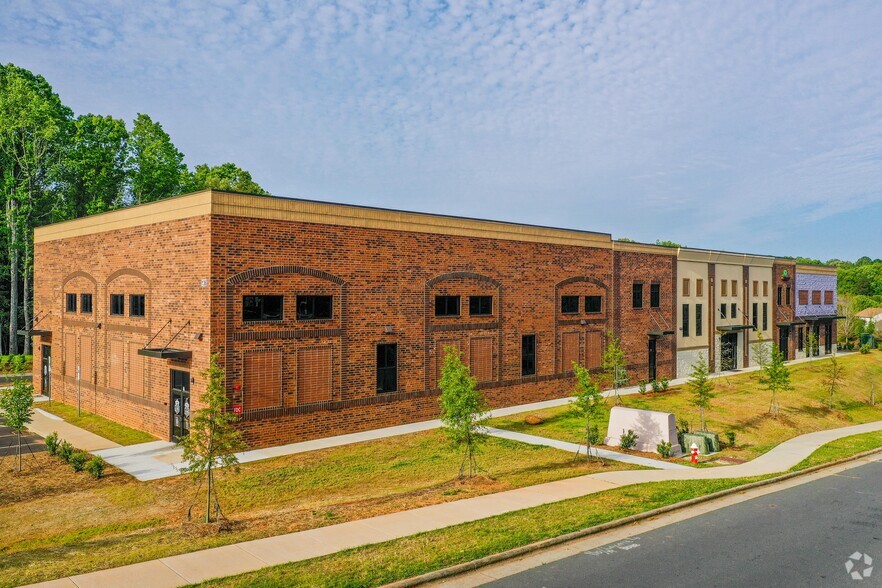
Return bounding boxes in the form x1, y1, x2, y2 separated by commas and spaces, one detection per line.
94, 352, 847, 481
27, 408, 119, 453
486, 427, 691, 470
26, 417, 882, 588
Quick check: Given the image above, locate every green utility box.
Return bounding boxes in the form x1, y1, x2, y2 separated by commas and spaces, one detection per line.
860, 334, 876, 348
681, 431, 721, 455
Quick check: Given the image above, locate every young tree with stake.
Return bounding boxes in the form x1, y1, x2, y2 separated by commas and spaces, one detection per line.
0, 379, 34, 472
761, 344, 793, 416
602, 332, 627, 405
179, 354, 247, 523
438, 345, 489, 478
687, 353, 715, 431
569, 362, 605, 462
823, 353, 844, 409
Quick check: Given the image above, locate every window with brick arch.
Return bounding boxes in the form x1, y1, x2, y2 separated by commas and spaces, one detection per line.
561, 332, 580, 372
297, 346, 332, 404
470, 337, 493, 382
243, 349, 283, 410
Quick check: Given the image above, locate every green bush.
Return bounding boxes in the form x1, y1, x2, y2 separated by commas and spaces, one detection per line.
637, 380, 647, 395
877, 341, 882, 351
587, 424, 602, 445
677, 417, 690, 435
650, 380, 662, 393
69, 451, 88, 472
10, 354, 25, 372
657, 440, 672, 458
57, 440, 74, 462
861, 343, 872, 354
725, 430, 737, 447
0, 356, 9, 372
85, 456, 106, 479
620, 429, 639, 450
44, 432, 59, 456
660, 376, 670, 391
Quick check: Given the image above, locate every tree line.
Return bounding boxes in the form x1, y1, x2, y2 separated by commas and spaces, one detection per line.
0, 63, 266, 355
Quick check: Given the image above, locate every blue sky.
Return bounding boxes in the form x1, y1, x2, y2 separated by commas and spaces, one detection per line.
3, 1, 881, 261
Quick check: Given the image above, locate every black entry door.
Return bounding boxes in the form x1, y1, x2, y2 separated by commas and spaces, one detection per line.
721, 333, 738, 371
170, 370, 191, 442
648, 339, 657, 382
824, 323, 833, 354
813, 324, 821, 356
41, 345, 51, 397
779, 328, 790, 361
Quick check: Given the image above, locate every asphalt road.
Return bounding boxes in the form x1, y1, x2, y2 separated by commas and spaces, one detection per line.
485, 460, 882, 588
0, 417, 45, 458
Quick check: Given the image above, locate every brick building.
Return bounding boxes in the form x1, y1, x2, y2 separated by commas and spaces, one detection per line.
27, 190, 836, 448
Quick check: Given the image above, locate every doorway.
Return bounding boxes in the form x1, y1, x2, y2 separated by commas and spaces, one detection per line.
648, 338, 657, 382
170, 370, 191, 442
41, 345, 51, 398
721, 333, 738, 371
824, 323, 833, 354
813, 324, 821, 357
778, 328, 790, 361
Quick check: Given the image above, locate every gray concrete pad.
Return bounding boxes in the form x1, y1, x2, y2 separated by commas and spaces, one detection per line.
160, 544, 268, 583
67, 560, 185, 588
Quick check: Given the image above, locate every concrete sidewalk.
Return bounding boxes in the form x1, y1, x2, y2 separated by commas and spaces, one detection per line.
95, 352, 847, 481
27, 408, 119, 453
27, 417, 882, 588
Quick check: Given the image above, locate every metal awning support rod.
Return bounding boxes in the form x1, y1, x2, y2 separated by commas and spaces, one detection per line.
162, 320, 191, 352
143, 319, 172, 349
28, 310, 48, 329
649, 309, 671, 331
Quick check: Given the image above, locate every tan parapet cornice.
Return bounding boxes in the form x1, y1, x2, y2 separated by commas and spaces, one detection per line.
611, 240, 677, 256
677, 247, 774, 267
35, 189, 615, 249
796, 264, 838, 275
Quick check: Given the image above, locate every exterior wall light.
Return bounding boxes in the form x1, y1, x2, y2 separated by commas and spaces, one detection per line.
384, 325, 395, 334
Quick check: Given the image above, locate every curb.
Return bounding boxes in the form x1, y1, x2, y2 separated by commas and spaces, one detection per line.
384, 444, 882, 588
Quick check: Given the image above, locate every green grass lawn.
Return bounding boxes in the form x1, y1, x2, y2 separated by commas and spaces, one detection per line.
194, 475, 774, 588
491, 352, 882, 463
0, 430, 638, 588
37, 400, 157, 445
791, 430, 882, 471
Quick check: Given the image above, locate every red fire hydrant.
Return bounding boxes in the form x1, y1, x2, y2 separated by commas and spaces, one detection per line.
690, 443, 700, 464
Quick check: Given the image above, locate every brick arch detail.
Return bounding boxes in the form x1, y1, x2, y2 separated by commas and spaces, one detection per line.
227, 265, 345, 286
61, 270, 98, 289
553, 275, 611, 373
106, 268, 152, 286
426, 271, 501, 289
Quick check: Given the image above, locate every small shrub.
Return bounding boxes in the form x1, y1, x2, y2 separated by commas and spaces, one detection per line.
657, 440, 672, 458
10, 354, 25, 372
650, 380, 662, 393
860, 343, 871, 355
587, 424, 602, 445
620, 429, 639, 450
877, 342, 882, 351
677, 417, 690, 435
637, 380, 647, 395
69, 451, 88, 472
725, 430, 737, 447
85, 456, 106, 479
44, 432, 59, 456
661, 376, 670, 391
57, 440, 74, 462
0, 356, 9, 372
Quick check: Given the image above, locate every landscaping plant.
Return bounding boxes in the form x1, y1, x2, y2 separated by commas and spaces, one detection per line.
725, 430, 737, 447
602, 332, 628, 404
861, 343, 871, 354
439, 345, 489, 478
637, 380, 647, 395
823, 353, 844, 408
687, 353, 715, 431
57, 440, 74, 462
650, 379, 662, 393
68, 450, 88, 472
0, 378, 34, 471
85, 455, 106, 479
179, 354, 247, 523
619, 429, 638, 450
660, 376, 670, 392
656, 440, 672, 458
44, 431, 59, 455
751, 330, 771, 373
761, 344, 793, 416
569, 361, 606, 462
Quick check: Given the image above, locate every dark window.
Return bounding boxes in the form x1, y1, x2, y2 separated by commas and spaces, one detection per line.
129, 295, 145, 318
521, 334, 536, 376
682, 304, 690, 337
296, 295, 332, 320
110, 294, 125, 316
561, 296, 580, 314
720, 303, 727, 319
243, 295, 283, 322
65, 293, 77, 313
585, 296, 602, 313
632, 283, 643, 309
752, 302, 758, 328
80, 294, 92, 314
696, 304, 703, 337
469, 295, 493, 316
797, 327, 804, 351
811, 290, 821, 305
763, 303, 768, 331
435, 295, 460, 317
777, 286, 782, 306
730, 303, 737, 319
650, 284, 661, 308
786, 286, 792, 306
376, 343, 398, 393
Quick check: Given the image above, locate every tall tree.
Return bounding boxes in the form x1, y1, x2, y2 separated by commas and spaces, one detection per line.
438, 345, 489, 478
58, 114, 129, 217
127, 113, 186, 204
179, 354, 246, 523
761, 344, 792, 416
0, 64, 72, 354
184, 162, 267, 195
687, 353, 715, 431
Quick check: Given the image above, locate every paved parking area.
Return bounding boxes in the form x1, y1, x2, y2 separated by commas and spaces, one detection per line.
0, 417, 45, 458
